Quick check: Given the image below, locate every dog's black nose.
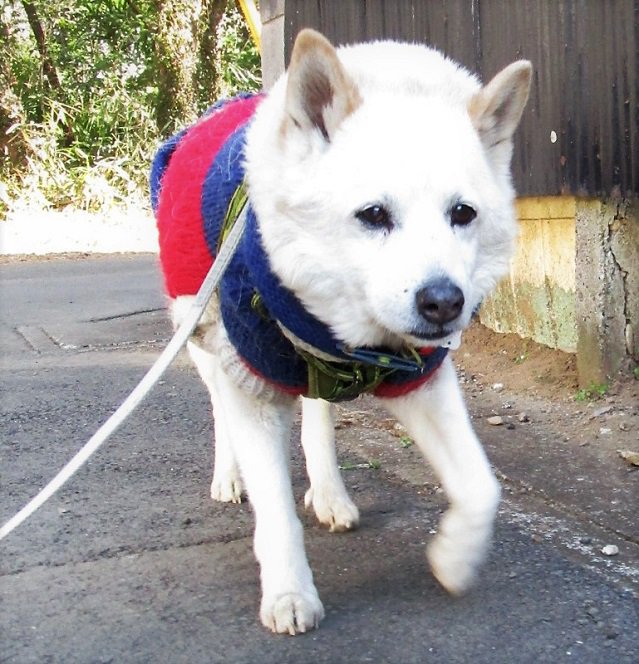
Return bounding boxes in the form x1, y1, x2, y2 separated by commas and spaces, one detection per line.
415, 278, 465, 325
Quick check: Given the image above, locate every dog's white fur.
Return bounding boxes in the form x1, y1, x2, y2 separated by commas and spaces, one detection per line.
170, 30, 531, 635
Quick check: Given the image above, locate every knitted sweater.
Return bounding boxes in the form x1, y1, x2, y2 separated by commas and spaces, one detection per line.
151, 95, 448, 400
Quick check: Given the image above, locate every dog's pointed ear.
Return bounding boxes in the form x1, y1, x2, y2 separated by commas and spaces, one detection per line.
283, 29, 361, 141
468, 61, 532, 161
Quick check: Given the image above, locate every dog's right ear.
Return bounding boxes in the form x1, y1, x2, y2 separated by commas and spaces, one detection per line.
283, 29, 361, 142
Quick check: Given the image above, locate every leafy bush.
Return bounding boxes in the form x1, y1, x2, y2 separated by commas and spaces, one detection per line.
1, 0, 261, 217
217, 6, 262, 97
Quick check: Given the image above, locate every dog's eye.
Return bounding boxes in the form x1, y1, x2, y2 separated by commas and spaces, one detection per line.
450, 203, 477, 227
356, 205, 393, 231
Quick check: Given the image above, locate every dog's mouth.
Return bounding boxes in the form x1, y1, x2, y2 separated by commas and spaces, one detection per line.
409, 324, 457, 341
411, 327, 451, 340
405, 325, 463, 350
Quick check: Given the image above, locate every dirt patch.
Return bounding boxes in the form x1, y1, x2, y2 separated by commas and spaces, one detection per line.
456, 321, 579, 398
454, 321, 639, 466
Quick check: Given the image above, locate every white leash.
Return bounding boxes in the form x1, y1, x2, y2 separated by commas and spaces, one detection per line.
0, 205, 248, 542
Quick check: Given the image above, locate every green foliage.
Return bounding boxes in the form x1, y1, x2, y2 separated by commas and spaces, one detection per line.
3, 100, 156, 213
399, 435, 414, 448
575, 382, 609, 402
2, 0, 261, 215
217, 6, 262, 97
633, 366, 639, 380
11, 1, 156, 128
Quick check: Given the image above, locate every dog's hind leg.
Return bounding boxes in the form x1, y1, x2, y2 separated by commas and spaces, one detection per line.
187, 341, 244, 503
211, 365, 325, 634
301, 398, 359, 532
380, 359, 500, 595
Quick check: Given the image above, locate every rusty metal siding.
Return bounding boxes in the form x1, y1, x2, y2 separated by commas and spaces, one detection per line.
285, 0, 638, 198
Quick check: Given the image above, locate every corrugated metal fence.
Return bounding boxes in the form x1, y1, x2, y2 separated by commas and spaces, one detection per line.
286, 0, 638, 198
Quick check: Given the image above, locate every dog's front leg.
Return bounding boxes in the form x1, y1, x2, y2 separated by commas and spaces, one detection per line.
211, 365, 324, 634
380, 359, 500, 595
187, 342, 244, 503
301, 398, 359, 532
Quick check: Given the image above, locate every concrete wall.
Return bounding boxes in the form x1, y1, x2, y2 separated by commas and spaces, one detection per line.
482, 197, 639, 385
575, 199, 639, 384
260, 0, 285, 90
481, 198, 577, 353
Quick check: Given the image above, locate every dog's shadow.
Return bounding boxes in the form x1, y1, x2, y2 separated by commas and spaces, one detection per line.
305, 501, 450, 611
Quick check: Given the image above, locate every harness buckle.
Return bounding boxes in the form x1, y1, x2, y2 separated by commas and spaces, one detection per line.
301, 350, 391, 402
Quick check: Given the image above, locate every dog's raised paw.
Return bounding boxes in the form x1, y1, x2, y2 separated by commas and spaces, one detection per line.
260, 592, 325, 635
426, 533, 482, 596
304, 487, 359, 533
210, 475, 243, 504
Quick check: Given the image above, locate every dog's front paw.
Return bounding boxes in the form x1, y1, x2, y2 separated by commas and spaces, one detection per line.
304, 486, 359, 533
426, 513, 494, 595
210, 473, 243, 504
427, 478, 500, 594
427, 532, 482, 595
260, 591, 325, 635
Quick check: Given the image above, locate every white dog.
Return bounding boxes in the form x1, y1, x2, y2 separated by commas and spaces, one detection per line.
151, 29, 531, 635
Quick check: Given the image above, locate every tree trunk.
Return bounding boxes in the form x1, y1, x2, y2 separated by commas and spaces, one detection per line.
20, 0, 75, 145
21, 0, 63, 93
152, 0, 228, 134
153, 0, 200, 133
195, 0, 228, 112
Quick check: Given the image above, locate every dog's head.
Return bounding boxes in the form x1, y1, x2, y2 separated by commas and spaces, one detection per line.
245, 30, 532, 350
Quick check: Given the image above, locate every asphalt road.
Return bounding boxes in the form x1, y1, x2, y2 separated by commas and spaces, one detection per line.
1, 255, 638, 663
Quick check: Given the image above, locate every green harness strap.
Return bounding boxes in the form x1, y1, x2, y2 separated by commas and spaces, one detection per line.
298, 348, 395, 401
217, 181, 249, 254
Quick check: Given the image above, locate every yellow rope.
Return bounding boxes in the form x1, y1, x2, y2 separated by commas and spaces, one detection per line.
236, 0, 261, 52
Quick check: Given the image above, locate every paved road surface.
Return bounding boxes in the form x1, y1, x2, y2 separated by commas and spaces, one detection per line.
1, 255, 637, 663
